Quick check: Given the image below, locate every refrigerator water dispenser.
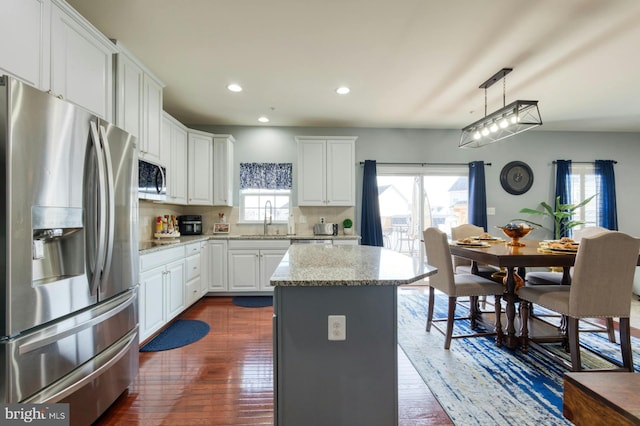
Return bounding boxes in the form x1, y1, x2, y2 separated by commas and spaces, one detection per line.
31, 206, 84, 285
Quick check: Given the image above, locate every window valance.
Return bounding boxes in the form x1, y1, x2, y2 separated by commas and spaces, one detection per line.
240, 163, 292, 190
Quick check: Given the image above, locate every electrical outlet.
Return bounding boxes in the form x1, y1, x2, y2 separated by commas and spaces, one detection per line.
328, 315, 346, 341
320, 217, 326, 224
299, 215, 307, 224
487, 207, 496, 215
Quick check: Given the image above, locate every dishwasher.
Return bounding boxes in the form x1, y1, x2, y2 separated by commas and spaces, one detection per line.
290, 239, 333, 245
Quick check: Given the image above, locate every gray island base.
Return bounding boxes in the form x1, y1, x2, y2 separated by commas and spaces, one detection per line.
271, 244, 436, 426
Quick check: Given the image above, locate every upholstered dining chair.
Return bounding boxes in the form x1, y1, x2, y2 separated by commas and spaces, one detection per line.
423, 227, 504, 349
519, 231, 640, 371
526, 226, 609, 286
451, 224, 499, 279
525, 226, 617, 341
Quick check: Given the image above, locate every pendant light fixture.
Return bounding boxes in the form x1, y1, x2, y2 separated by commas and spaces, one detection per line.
459, 68, 542, 148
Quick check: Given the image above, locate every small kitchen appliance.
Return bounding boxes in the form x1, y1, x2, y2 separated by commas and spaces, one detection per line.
138, 159, 166, 201
313, 223, 338, 236
178, 215, 203, 235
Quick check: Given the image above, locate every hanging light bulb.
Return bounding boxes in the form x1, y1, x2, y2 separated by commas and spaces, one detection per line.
500, 118, 509, 128
473, 131, 482, 140
490, 122, 498, 133
481, 127, 490, 136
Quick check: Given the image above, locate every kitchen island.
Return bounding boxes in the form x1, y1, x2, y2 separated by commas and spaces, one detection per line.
271, 244, 436, 426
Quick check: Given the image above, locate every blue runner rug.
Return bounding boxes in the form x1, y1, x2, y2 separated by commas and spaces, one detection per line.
397, 290, 640, 425
140, 319, 210, 352
232, 296, 273, 308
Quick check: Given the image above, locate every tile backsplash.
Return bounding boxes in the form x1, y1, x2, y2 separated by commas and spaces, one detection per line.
139, 200, 355, 242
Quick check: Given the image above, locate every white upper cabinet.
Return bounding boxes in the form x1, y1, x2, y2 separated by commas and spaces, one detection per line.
0, 0, 51, 89
1, 0, 115, 120
114, 42, 165, 164
143, 74, 164, 163
296, 136, 357, 206
115, 49, 142, 140
50, 0, 116, 120
164, 112, 188, 204
212, 135, 235, 206
187, 129, 214, 205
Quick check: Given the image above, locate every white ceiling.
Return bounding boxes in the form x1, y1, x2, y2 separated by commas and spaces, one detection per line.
67, 0, 640, 132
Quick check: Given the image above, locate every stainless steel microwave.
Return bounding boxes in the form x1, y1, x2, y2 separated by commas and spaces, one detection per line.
138, 160, 166, 201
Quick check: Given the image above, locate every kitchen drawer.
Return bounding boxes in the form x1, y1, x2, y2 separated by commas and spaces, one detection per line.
185, 277, 201, 306
185, 242, 201, 256
228, 239, 291, 250
186, 253, 201, 281
140, 245, 185, 272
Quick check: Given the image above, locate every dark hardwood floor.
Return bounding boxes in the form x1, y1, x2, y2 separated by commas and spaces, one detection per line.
95, 294, 452, 425
95, 290, 640, 425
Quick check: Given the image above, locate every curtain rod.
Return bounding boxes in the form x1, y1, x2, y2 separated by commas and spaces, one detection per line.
552, 160, 617, 164
358, 162, 492, 166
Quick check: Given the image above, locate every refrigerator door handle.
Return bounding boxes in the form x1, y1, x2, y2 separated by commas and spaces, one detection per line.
89, 122, 107, 296
99, 125, 115, 286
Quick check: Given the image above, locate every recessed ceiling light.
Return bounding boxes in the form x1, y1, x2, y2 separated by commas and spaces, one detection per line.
336, 86, 350, 95
227, 84, 243, 92
258, 116, 269, 123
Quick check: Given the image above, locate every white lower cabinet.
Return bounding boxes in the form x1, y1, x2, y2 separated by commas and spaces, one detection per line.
139, 238, 362, 324
228, 250, 260, 291
165, 259, 186, 320
208, 240, 228, 292
138, 265, 165, 342
139, 245, 186, 342
228, 240, 290, 292
259, 250, 288, 292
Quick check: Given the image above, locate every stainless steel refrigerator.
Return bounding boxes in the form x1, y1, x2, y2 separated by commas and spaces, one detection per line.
0, 76, 139, 424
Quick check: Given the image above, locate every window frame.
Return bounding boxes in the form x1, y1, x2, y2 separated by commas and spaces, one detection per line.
569, 163, 597, 228
238, 188, 291, 224
376, 164, 469, 260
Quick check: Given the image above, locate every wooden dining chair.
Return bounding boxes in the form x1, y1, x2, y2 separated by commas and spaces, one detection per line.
423, 227, 504, 349
519, 231, 640, 371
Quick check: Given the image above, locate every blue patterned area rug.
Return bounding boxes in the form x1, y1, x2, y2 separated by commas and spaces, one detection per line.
140, 319, 210, 352
397, 291, 640, 426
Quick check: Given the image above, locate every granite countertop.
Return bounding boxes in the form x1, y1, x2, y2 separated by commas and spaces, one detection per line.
270, 244, 437, 287
139, 234, 361, 254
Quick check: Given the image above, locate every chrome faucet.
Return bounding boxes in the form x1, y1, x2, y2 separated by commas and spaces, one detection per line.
264, 200, 273, 235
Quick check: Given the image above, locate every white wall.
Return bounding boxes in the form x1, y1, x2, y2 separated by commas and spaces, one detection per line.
192, 124, 640, 237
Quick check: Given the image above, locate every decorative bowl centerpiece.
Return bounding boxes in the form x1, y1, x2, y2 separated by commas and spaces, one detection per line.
496, 223, 533, 247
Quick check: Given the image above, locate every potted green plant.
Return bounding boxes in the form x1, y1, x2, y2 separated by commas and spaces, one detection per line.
516, 195, 595, 239
342, 218, 353, 235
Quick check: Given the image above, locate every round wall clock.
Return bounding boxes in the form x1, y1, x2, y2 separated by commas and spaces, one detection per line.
500, 161, 534, 195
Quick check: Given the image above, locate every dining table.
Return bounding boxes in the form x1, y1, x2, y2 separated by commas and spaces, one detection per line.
449, 239, 577, 350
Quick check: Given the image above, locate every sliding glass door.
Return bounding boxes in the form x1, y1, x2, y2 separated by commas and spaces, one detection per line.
377, 165, 468, 262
